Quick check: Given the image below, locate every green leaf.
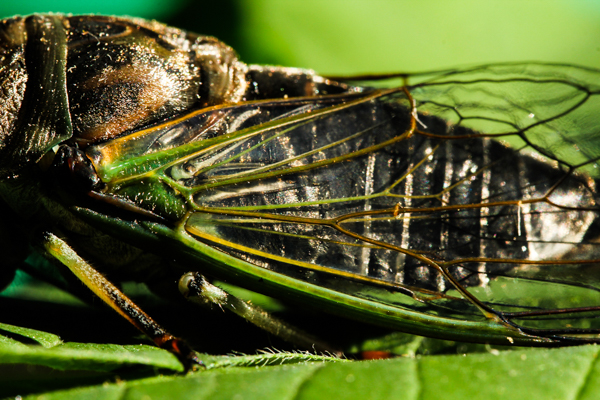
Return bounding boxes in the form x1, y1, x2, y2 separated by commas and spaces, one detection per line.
0, 322, 182, 373
0, 322, 62, 348
0, 341, 183, 372
5, 345, 600, 400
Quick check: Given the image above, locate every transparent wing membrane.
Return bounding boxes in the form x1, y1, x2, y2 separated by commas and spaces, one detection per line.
87, 63, 600, 343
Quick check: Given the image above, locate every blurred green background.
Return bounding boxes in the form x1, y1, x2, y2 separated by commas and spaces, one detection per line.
1, 0, 600, 74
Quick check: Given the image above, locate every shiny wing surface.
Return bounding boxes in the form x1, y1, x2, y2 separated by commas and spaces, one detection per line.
86, 62, 600, 343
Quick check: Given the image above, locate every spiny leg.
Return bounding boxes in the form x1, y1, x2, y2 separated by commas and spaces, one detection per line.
41, 232, 202, 370
179, 272, 341, 355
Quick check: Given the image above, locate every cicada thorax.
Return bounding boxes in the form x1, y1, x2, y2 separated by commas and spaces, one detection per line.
63, 16, 247, 146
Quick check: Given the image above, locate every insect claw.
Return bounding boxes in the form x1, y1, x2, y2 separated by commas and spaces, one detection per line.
161, 337, 205, 372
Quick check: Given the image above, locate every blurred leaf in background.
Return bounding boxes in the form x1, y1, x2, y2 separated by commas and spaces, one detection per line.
230, 0, 600, 72
2, 0, 600, 71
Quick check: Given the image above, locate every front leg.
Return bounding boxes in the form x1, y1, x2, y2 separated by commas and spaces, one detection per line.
41, 232, 202, 371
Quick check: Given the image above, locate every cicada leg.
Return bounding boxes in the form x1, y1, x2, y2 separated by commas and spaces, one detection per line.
178, 272, 342, 356
41, 232, 202, 371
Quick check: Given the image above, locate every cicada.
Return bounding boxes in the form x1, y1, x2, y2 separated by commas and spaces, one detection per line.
2, 14, 600, 368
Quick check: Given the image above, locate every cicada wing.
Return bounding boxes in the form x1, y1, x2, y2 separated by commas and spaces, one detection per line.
408, 62, 600, 171
405, 63, 600, 336
85, 63, 600, 343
